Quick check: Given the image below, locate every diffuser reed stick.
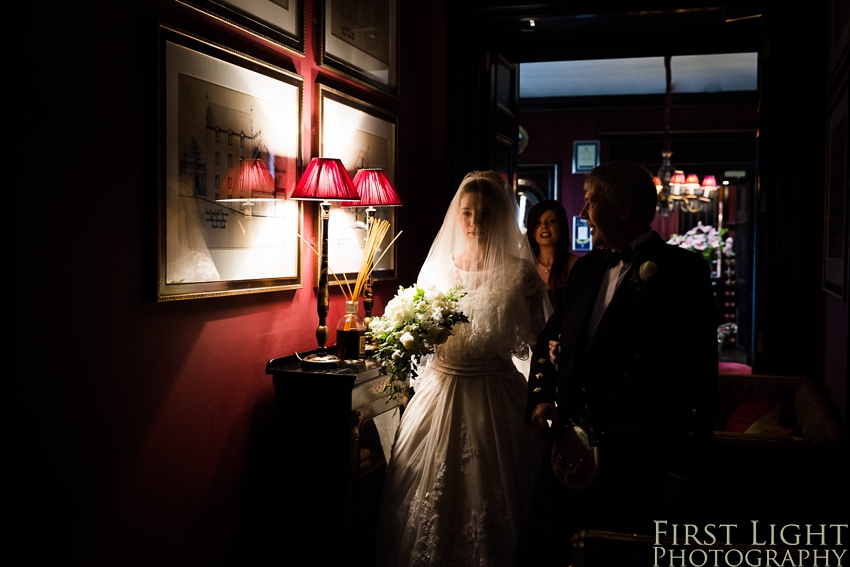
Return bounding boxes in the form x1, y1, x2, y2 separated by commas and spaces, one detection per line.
352, 219, 390, 301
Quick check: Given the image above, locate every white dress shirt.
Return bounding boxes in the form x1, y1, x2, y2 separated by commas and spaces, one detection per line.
587, 230, 655, 340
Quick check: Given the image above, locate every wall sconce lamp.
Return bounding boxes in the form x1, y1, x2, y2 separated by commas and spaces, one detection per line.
341, 168, 402, 321
291, 157, 360, 367
216, 158, 277, 215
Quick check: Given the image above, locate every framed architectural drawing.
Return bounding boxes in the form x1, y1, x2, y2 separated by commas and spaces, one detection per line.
158, 25, 303, 301
319, 0, 398, 94
317, 85, 397, 285
178, 0, 304, 53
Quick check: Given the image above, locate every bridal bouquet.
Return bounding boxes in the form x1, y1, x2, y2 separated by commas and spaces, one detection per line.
667, 222, 734, 262
368, 284, 469, 405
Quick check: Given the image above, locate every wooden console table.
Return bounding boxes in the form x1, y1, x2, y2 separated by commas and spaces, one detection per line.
265, 354, 400, 565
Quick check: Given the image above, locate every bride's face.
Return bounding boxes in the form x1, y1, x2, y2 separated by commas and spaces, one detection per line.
458, 191, 493, 246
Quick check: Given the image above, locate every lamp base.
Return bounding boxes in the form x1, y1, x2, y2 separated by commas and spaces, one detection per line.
300, 352, 340, 368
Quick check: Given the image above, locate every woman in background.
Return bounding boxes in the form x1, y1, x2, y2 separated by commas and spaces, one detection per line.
526, 200, 578, 307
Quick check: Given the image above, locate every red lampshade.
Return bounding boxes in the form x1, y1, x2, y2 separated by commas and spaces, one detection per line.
684, 174, 701, 197
698, 174, 717, 201
669, 171, 686, 185
291, 157, 359, 201
701, 175, 717, 189
217, 158, 276, 202
342, 168, 403, 208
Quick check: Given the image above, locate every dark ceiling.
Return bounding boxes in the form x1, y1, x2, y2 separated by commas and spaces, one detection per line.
463, 1, 764, 62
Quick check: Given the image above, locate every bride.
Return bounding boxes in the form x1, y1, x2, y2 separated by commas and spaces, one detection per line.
377, 171, 550, 566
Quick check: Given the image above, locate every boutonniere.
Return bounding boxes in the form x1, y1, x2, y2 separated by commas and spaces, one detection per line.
630, 260, 657, 290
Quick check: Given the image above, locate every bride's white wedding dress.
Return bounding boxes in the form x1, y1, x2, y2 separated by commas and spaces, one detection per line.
378, 257, 547, 567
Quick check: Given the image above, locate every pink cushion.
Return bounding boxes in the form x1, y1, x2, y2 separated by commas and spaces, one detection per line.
725, 389, 777, 432
719, 362, 752, 374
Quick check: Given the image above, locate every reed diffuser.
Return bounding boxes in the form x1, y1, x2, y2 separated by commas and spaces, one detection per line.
335, 219, 401, 361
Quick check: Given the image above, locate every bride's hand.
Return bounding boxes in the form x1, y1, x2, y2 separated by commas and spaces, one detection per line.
530, 403, 562, 440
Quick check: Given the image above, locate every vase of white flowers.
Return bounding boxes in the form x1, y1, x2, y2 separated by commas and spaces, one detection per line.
667, 222, 734, 263
368, 284, 469, 405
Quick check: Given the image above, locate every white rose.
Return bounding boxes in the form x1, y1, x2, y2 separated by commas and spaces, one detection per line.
368, 318, 384, 333
423, 285, 440, 299
639, 261, 657, 282
403, 286, 418, 301
400, 332, 416, 350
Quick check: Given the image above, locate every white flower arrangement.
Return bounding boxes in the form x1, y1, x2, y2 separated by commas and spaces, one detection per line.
667, 222, 734, 262
368, 284, 469, 405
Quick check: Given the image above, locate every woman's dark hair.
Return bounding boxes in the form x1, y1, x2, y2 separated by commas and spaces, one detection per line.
526, 199, 573, 290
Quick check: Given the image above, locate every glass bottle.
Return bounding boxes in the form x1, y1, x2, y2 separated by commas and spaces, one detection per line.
336, 300, 366, 362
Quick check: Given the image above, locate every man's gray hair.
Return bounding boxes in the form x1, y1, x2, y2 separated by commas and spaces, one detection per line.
585, 162, 658, 227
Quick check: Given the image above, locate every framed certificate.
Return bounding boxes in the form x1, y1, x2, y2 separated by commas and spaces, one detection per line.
573, 140, 600, 174
573, 216, 592, 252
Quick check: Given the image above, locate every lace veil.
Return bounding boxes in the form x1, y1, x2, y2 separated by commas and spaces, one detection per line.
417, 171, 551, 362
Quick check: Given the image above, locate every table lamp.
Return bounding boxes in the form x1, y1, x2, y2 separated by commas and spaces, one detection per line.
291, 157, 360, 367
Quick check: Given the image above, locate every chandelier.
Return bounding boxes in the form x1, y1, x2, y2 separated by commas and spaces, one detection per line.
655, 55, 719, 214
656, 172, 718, 213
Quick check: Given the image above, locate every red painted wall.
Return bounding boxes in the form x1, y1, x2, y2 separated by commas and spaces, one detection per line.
19, 0, 445, 562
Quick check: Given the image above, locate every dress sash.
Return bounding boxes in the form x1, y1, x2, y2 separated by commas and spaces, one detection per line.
429, 356, 516, 377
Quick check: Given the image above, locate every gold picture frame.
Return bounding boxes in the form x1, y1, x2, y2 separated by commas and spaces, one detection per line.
157, 25, 304, 301
316, 85, 398, 287
319, 0, 398, 94
177, 0, 305, 54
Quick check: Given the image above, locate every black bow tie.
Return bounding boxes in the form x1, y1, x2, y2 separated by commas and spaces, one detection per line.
602, 247, 634, 267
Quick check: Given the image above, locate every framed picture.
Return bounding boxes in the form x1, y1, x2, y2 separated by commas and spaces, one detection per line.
317, 85, 398, 285
516, 164, 559, 231
319, 0, 398, 94
178, 0, 304, 53
158, 25, 303, 301
823, 85, 848, 298
572, 216, 593, 252
573, 140, 600, 174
